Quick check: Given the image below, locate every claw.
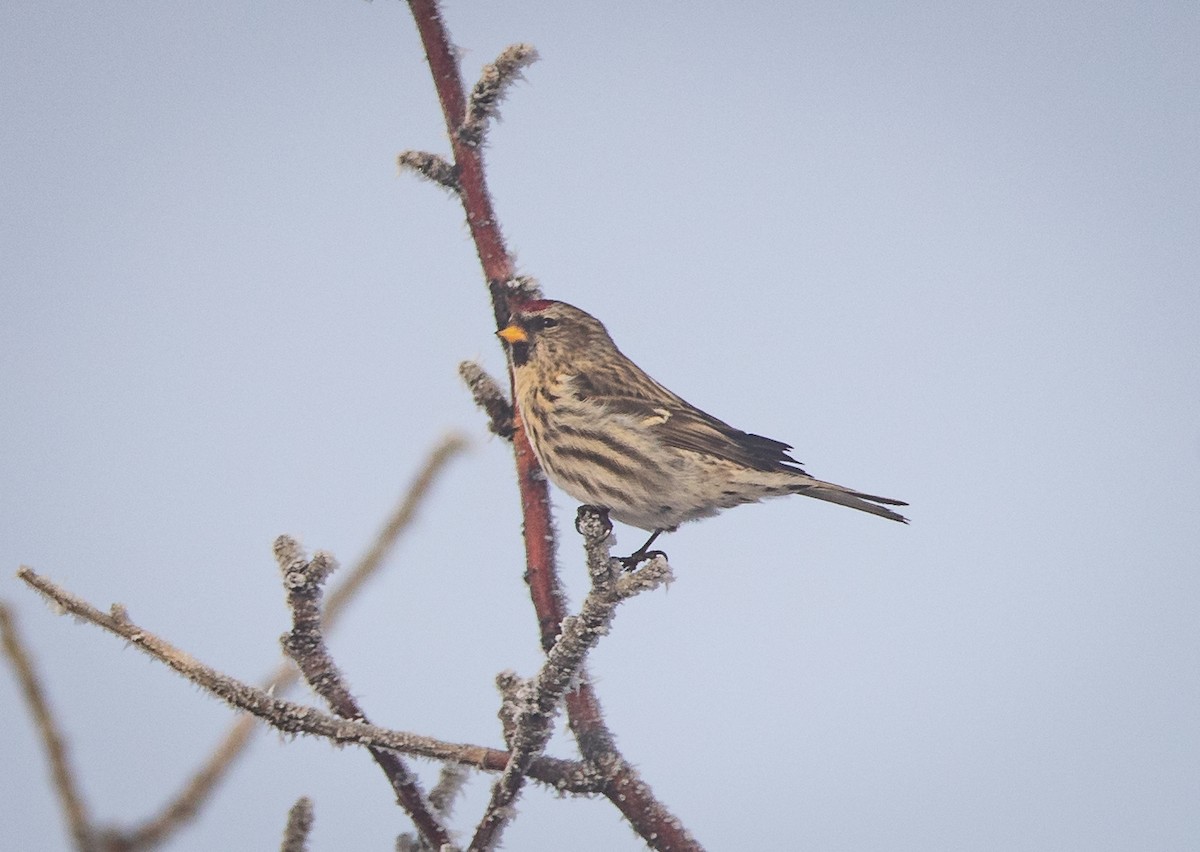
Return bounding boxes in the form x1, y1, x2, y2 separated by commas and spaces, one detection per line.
618, 548, 667, 571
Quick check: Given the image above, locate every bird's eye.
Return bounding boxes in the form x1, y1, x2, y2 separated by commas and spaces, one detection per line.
529, 316, 558, 331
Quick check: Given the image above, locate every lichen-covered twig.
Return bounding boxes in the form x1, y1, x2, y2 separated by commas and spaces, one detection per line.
459, 362, 514, 439
402, 4, 701, 848
397, 150, 460, 193
275, 538, 451, 849
398, 764, 471, 852
15, 567, 598, 794
502, 274, 542, 304
428, 764, 470, 818
493, 670, 527, 749
459, 44, 539, 147
94, 435, 467, 850
568, 513, 699, 851
467, 508, 672, 851
404, 0, 517, 317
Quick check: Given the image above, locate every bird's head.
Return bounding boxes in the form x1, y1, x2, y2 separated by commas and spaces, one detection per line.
496, 299, 613, 369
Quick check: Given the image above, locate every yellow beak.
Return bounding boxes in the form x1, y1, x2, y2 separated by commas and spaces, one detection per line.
497, 324, 527, 344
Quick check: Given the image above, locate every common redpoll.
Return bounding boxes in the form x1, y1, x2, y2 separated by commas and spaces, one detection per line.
497, 299, 907, 562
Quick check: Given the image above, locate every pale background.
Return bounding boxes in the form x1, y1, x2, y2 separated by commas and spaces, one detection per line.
3, 2, 1198, 850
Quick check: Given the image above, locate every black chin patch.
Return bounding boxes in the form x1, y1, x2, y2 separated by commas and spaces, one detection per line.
510, 341, 530, 367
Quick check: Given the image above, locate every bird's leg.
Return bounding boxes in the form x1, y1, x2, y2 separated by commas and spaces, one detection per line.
575, 507, 666, 570
619, 528, 667, 571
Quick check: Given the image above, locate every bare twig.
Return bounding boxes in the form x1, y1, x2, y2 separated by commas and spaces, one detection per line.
403, 2, 563, 639
468, 508, 672, 851
405, 0, 516, 319
458, 362, 513, 439
460, 43, 539, 146
568, 513, 698, 851
1, 602, 97, 852
401, 5, 702, 847
428, 764, 470, 818
503, 275, 542, 302
323, 433, 468, 621
15, 567, 596, 793
399, 764, 471, 852
275, 538, 451, 850
493, 670, 527, 749
280, 797, 314, 852
404, 0, 564, 664
100, 435, 467, 850
397, 150, 460, 193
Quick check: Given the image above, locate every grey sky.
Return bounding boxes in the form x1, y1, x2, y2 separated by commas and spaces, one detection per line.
3, 2, 1198, 849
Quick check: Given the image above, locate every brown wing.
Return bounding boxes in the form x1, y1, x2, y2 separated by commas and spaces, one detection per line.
583, 391, 809, 475
567, 353, 808, 474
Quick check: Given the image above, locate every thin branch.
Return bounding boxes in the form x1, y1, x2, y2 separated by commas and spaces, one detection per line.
103, 435, 468, 850
493, 670, 527, 749
108, 716, 256, 850
397, 150, 460, 193
563, 511, 700, 852
15, 567, 598, 793
405, 0, 514, 317
503, 274, 542, 302
275, 538, 451, 849
399, 764, 471, 852
468, 509, 672, 851
458, 362, 513, 439
280, 797, 314, 852
428, 764, 470, 818
1, 602, 97, 852
459, 43, 539, 146
404, 0, 563, 676
401, 5, 701, 848
601, 766, 704, 852
322, 434, 468, 623
405, 0, 562, 643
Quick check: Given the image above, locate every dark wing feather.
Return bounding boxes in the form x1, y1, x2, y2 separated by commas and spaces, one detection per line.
562, 343, 908, 520
587, 393, 809, 475
568, 354, 807, 474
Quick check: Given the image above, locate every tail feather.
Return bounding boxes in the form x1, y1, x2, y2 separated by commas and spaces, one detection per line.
793, 479, 909, 523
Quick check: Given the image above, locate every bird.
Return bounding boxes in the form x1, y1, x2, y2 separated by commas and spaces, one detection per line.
496, 299, 907, 565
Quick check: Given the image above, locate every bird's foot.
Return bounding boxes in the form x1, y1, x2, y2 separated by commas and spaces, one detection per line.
618, 548, 668, 571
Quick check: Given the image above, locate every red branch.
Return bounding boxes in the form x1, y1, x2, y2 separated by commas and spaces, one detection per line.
406, 0, 513, 324
405, 0, 563, 644
403, 3, 700, 849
